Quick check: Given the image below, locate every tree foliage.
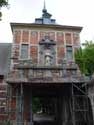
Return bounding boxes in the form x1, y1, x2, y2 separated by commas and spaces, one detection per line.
75, 40, 94, 77
0, 0, 8, 20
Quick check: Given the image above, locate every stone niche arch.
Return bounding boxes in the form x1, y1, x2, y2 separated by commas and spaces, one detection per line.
39, 36, 56, 66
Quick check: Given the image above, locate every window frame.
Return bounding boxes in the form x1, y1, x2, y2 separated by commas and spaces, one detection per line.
66, 45, 73, 61
20, 44, 29, 59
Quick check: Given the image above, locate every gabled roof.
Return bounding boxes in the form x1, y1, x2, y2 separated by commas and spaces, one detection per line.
0, 43, 11, 76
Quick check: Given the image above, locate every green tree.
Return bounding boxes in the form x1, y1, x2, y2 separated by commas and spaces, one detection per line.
0, 0, 8, 20
75, 40, 94, 78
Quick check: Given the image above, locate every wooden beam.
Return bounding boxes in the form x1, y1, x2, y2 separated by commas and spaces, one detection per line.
21, 83, 24, 125
29, 88, 33, 125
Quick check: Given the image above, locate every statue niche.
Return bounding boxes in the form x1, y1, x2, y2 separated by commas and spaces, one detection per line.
45, 49, 53, 66
39, 36, 56, 66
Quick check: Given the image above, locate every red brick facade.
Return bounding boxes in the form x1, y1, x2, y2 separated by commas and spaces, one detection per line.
65, 33, 72, 44
57, 47, 65, 64
73, 33, 80, 45
56, 32, 64, 45
22, 31, 29, 43
30, 46, 38, 63
30, 31, 38, 44
14, 30, 21, 44
12, 25, 81, 67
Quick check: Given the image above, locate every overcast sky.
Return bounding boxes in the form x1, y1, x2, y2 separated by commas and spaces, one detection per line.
0, 0, 94, 43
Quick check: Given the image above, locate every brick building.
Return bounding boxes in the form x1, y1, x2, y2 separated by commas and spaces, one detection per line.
1, 3, 93, 125
10, 14, 80, 68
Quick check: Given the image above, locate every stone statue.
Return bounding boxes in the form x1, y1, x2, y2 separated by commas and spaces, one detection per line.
45, 50, 52, 66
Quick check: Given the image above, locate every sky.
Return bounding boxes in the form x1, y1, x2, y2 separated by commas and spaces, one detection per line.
0, 0, 94, 43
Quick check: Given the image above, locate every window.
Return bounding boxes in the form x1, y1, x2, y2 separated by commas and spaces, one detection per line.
66, 46, 73, 60
20, 44, 29, 59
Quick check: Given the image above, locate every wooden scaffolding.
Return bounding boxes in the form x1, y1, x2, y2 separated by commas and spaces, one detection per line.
6, 62, 93, 125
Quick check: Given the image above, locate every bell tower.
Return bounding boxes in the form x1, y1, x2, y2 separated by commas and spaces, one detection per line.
35, 0, 56, 24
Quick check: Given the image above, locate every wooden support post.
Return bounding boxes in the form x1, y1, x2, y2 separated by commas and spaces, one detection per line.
85, 84, 90, 124
21, 83, 24, 125
16, 86, 19, 125
16, 84, 24, 125
7, 84, 11, 125
16, 86, 22, 125
29, 88, 33, 125
72, 83, 75, 125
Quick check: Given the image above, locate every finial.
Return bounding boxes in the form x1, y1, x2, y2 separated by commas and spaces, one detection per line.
42, 0, 52, 19
44, 0, 46, 10
43, 0, 47, 12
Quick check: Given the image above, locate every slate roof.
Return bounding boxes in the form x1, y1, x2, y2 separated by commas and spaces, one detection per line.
0, 43, 11, 75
